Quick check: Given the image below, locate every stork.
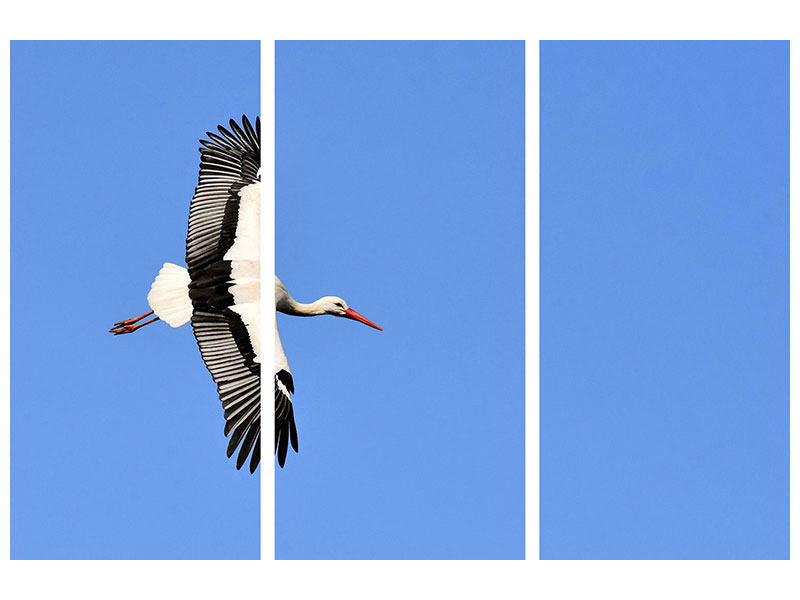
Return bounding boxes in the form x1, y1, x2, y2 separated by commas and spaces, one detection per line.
111, 115, 262, 472
109, 115, 381, 472
274, 277, 381, 466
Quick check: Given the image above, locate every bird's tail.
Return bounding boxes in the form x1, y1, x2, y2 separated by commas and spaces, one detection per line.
147, 262, 192, 328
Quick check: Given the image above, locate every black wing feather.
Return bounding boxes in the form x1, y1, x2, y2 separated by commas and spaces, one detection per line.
186, 116, 261, 473
186, 115, 260, 278
275, 370, 299, 467
192, 310, 261, 472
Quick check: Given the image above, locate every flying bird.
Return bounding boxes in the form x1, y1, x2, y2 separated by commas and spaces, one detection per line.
274, 276, 382, 466
111, 115, 262, 472
110, 115, 382, 472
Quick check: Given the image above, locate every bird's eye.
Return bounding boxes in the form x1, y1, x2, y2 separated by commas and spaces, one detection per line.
335, 302, 343, 308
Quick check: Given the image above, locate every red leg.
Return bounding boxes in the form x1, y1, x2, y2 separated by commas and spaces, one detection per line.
112, 310, 154, 327
109, 311, 159, 335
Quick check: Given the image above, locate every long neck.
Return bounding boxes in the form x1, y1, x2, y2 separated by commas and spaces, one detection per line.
277, 295, 327, 317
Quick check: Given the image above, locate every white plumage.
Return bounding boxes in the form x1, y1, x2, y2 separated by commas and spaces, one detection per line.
147, 262, 192, 327
224, 177, 261, 362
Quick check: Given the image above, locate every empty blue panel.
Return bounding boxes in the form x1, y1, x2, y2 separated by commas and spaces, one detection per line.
540, 41, 788, 559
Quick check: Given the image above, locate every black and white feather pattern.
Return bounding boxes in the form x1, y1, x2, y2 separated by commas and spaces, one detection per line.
186, 116, 262, 473
273, 285, 300, 468
193, 310, 261, 472
186, 116, 260, 278
275, 368, 298, 467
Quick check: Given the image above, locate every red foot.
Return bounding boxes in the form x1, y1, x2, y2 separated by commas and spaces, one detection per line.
109, 311, 159, 335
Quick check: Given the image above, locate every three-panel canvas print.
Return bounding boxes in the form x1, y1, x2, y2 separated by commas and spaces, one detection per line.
9, 40, 787, 561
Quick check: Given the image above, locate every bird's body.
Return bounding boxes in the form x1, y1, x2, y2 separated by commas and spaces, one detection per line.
111, 115, 381, 472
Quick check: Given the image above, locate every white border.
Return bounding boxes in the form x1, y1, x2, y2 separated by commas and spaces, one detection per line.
526, 39, 539, 561
1, 22, 10, 572
791, 32, 797, 570
262, 38, 276, 563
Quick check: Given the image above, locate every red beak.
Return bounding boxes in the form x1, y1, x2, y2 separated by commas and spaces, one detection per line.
344, 308, 382, 331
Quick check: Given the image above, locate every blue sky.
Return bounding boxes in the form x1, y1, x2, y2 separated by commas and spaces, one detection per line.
11, 41, 260, 559
10, 39, 784, 564
540, 41, 789, 559
275, 41, 525, 559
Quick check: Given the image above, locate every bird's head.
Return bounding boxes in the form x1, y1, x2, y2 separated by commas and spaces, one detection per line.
318, 296, 382, 331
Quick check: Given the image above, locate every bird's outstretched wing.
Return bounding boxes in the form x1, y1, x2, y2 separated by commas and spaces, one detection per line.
193, 309, 261, 473
186, 116, 261, 473
186, 116, 260, 278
